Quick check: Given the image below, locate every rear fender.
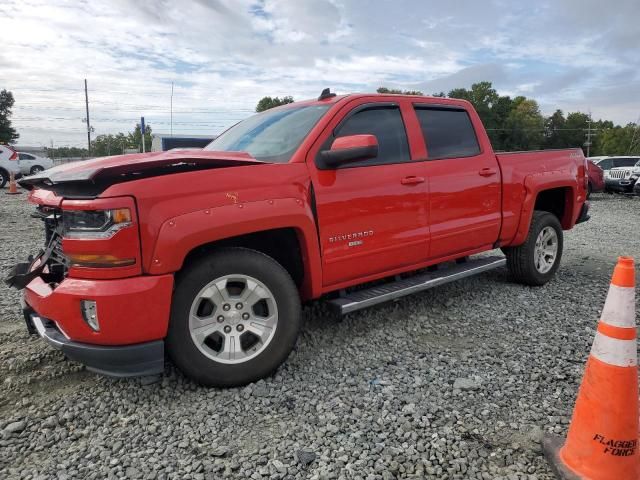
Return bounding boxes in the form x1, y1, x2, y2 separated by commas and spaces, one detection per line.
510, 174, 578, 246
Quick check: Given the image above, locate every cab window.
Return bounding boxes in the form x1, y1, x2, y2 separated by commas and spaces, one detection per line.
330, 105, 410, 167
415, 106, 480, 159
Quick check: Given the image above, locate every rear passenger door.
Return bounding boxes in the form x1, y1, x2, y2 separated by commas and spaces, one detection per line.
307, 101, 429, 288
413, 105, 501, 259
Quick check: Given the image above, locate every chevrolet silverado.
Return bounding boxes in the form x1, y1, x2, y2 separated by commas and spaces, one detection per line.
6, 89, 590, 387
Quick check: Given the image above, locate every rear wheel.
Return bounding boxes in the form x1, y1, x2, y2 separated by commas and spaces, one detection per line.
30, 165, 44, 175
504, 211, 563, 286
587, 182, 593, 198
167, 248, 301, 387
0, 169, 7, 188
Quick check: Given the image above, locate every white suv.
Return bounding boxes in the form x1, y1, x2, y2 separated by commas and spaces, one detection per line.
17, 152, 54, 175
0, 145, 21, 188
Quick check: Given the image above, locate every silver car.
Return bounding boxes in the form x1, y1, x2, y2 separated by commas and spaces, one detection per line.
17, 152, 54, 176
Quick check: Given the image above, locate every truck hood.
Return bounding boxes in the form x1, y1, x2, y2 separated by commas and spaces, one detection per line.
19, 149, 263, 187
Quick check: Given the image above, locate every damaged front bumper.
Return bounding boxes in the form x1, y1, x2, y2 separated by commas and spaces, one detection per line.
22, 305, 165, 377
6, 251, 172, 378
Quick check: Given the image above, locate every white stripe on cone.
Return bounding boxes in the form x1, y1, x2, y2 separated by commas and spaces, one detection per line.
600, 284, 636, 329
590, 332, 637, 367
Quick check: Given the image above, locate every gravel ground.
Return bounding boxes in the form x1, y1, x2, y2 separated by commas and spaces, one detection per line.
0, 190, 639, 480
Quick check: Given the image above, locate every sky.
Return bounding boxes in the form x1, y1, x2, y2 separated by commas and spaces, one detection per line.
2, 0, 639, 148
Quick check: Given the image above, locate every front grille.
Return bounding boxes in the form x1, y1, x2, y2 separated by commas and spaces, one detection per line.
608, 170, 630, 179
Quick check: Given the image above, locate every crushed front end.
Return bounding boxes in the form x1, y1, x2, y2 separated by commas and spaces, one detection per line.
5, 189, 173, 377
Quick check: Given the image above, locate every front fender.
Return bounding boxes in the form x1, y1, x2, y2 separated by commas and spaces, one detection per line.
148, 197, 323, 299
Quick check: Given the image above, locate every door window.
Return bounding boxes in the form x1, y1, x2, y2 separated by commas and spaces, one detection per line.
414, 107, 480, 160
597, 159, 612, 169
613, 158, 639, 168
330, 106, 410, 167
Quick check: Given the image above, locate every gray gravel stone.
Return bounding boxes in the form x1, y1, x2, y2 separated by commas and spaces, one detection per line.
453, 377, 481, 390
4, 421, 26, 434
0, 192, 638, 480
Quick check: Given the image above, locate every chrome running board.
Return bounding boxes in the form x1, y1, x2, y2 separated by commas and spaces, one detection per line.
326, 256, 506, 314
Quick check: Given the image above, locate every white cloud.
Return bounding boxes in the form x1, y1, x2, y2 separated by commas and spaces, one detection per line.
1, 0, 638, 147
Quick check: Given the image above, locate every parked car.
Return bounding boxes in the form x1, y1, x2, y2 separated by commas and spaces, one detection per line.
586, 160, 605, 197
633, 176, 640, 196
17, 152, 54, 176
591, 156, 637, 171
0, 145, 21, 188
604, 157, 640, 194
7, 90, 590, 387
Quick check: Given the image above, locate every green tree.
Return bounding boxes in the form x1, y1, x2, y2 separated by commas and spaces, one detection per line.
127, 123, 152, 153
598, 124, 640, 155
0, 89, 19, 144
255, 96, 294, 112
503, 97, 545, 150
92, 132, 130, 157
544, 110, 567, 148
448, 82, 513, 150
377, 87, 423, 95
46, 146, 89, 158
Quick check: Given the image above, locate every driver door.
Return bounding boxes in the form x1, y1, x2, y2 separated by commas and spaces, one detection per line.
306, 101, 429, 288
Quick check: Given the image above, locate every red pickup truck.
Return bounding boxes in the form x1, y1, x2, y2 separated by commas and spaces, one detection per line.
7, 89, 590, 387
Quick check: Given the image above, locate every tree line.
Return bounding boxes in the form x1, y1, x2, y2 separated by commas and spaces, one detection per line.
257, 82, 639, 156
46, 124, 153, 159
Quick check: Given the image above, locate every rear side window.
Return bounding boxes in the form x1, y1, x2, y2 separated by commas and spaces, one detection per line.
614, 158, 639, 167
333, 106, 410, 167
597, 159, 613, 170
415, 107, 481, 160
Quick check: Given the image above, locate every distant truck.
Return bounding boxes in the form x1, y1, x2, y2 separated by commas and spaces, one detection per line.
151, 134, 216, 152
7, 90, 590, 387
603, 157, 640, 194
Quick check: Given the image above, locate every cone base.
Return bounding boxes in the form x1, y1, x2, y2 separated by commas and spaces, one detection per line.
4, 192, 21, 195
542, 435, 583, 480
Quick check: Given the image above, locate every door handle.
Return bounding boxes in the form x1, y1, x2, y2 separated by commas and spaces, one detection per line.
401, 176, 425, 185
479, 167, 497, 177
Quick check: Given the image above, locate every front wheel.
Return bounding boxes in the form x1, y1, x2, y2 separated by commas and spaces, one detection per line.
503, 211, 563, 286
167, 247, 301, 387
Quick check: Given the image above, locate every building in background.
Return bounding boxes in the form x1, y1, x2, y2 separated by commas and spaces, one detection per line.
151, 134, 216, 152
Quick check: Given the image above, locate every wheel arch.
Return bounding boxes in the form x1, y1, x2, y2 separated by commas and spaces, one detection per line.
182, 228, 307, 294
511, 181, 576, 246
148, 199, 323, 300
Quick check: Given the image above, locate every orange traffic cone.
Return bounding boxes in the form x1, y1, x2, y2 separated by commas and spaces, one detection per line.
5, 171, 21, 195
543, 256, 638, 480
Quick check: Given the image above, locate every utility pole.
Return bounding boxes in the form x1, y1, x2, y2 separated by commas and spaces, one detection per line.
84, 79, 91, 155
170, 82, 174, 137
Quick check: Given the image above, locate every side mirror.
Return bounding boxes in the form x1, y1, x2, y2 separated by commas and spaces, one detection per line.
319, 134, 378, 168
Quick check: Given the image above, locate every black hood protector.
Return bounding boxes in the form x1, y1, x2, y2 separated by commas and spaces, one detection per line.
19, 153, 264, 198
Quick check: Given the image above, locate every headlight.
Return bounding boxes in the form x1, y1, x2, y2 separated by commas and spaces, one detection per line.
63, 208, 132, 239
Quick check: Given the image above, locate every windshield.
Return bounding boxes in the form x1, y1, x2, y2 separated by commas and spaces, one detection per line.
204, 105, 330, 163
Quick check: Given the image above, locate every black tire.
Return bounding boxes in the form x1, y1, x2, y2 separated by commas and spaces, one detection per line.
587, 182, 592, 199
167, 247, 301, 387
503, 211, 563, 286
0, 169, 7, 188
30, 165, 44, 175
